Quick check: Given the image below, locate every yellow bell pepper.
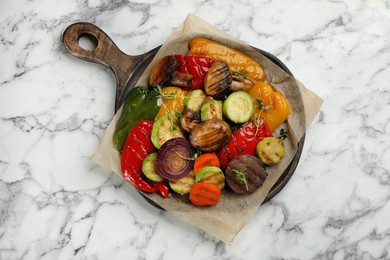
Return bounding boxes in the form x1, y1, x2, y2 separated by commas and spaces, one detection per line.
155, 86, 188, 119
188, 37, 265, 82
248, 82, 291, 132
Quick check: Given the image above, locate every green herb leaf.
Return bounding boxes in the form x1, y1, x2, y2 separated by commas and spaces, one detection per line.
277, 129, 289, 140
175, 112, 182, 119
153, 85, 163, 95
170, 124, 177, 131
233, 70, 249, 79
166, 92, 176, 100
168, 112, 182, 132
256, 99, 264, 109
256, 99, 271, 110
232, 168, 249, 191
253, 116, 264, 127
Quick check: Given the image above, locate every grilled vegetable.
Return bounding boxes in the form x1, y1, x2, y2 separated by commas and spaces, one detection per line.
217, 117, 273, 170
223, 91, 255, 123
149, 56, 193, 88
189, 182, 221, 206
121, 120, 169, 197
256, 137, 285, 165
156, 137, 195, 181
225, 154, 268, 194
180, 109, 201, 132
190, 118, 232, 152
203, 60, 232, 98
142, 152, 164, 182
184, 89, 207, 112
121, 120, 157, 192
151, 113, 185, 149
195, 166, 225, 190
169, 170, 196, 195
249, 81, 291, 132
200, 100, 223, 121
230, 74, 255, 92
155, 86, 188, 120
193, 153, 220, 174
174, 55, 215, 90
113, 87, 161, 151
188, 37, 266, 82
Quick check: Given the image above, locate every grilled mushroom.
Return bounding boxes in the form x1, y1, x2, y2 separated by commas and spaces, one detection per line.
180, 109, 201, 132
189, 118, 232, 152
149, 56, 193, 88
225, 154, 268, 194
230, 74, 256, 92
203, 61, 232, 98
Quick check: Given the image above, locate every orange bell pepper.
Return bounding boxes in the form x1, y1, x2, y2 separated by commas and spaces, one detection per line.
188, 37, 265, 82
248, 82, 291, 132
155, 86, 188, 119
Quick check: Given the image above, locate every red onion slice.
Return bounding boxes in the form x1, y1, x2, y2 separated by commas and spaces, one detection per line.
157, 137, 195, 180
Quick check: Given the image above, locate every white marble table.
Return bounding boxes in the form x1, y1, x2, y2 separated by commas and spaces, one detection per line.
1, 0, 389, 259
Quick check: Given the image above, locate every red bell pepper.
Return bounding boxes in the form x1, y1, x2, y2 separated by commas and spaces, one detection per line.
121, 120, 169, 197
157, 180, 170, 198
174, 55, 215, 90
218, 118, 273, 169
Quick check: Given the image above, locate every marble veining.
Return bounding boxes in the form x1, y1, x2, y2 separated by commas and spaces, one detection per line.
1, 0, 390, 259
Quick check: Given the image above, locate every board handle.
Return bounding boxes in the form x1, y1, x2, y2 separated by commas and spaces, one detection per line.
62, 22, 143, 109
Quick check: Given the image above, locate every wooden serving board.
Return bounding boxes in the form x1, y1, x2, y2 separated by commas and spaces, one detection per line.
62, 22, 305, 206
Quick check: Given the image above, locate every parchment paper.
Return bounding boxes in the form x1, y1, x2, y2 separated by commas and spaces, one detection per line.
92, 14, 323, 245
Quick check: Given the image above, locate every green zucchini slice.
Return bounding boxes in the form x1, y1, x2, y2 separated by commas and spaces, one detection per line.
223, 91, 255, 123
200, 100, 223, 121
151, 114, 185, 149
184, 89, 206, 112
195, 166, 225, 190
142, 152, 164, 182
169, 170, 196, 195
256, 137, 285, 165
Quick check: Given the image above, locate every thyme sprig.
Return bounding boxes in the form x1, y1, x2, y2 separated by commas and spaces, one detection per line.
153, 85, 177, 100
232, 168, 249, 191
167, 112, 181, 132
253, 99, 270, 135
277, 128, 289, 140
175, 150, 200, 161
233, 70, 249, 79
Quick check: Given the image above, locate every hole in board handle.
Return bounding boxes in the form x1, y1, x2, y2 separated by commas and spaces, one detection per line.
78, 33, 98, 51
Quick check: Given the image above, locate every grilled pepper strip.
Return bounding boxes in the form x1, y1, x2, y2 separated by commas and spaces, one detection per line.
174, 55, 215, 90
218, 118, 273, 170
113, 87, 161, 151
121, 120, 157, 192
155, 86, 188, 120
157, 180, 170, 198
188, 37, 266, 82
248, 81, 291, 132
121, 120, 170, 197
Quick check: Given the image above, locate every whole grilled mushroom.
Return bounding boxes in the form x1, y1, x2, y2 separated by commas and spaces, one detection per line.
225, 154, 268, 194
203, 61, 232, 98
180, 109, 201, 132
189, 118, 232, 152
149, 56, 193, 88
